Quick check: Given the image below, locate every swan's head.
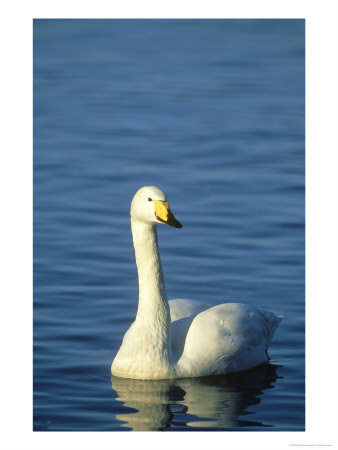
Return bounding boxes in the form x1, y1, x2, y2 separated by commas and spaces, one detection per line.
131, 186, 182, 229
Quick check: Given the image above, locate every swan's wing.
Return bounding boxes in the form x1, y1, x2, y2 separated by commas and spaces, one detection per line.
176, 303, 283, 377
169, 299, 211, 360
169, 298, 210, 322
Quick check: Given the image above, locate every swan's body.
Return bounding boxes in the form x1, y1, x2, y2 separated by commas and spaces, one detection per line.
111, 186, 282, 380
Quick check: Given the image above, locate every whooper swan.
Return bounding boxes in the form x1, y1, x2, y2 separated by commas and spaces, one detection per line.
111, 186, 282, 380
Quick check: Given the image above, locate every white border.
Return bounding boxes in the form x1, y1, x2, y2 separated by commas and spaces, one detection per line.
1, 1, 337, 449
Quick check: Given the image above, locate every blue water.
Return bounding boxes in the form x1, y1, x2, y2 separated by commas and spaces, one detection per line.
33, 19, 305, 431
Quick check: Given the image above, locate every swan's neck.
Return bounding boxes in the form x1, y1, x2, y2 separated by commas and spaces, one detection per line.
131, 219, 172, 360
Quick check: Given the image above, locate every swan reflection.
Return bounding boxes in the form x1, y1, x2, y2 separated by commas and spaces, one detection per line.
111, 363, 281, 430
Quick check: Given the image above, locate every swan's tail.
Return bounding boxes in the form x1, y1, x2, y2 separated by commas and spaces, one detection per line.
268, 314, 283, 345
260, 310, 283, 345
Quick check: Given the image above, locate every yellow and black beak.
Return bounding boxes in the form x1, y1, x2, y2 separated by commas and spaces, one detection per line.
153, 201, 182, 229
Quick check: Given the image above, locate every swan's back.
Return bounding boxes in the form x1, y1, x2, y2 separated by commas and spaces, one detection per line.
169, 300, 282, 378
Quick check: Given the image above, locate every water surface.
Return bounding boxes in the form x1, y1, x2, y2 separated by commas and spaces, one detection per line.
34, 19, 305, 431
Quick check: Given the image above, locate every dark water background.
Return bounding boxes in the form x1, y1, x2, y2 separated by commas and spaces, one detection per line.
33, 19, 305, 431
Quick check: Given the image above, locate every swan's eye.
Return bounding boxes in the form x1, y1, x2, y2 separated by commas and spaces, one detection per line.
148, 197, 152, 202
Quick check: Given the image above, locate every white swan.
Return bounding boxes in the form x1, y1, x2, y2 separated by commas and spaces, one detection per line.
111, 186, 282, 380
